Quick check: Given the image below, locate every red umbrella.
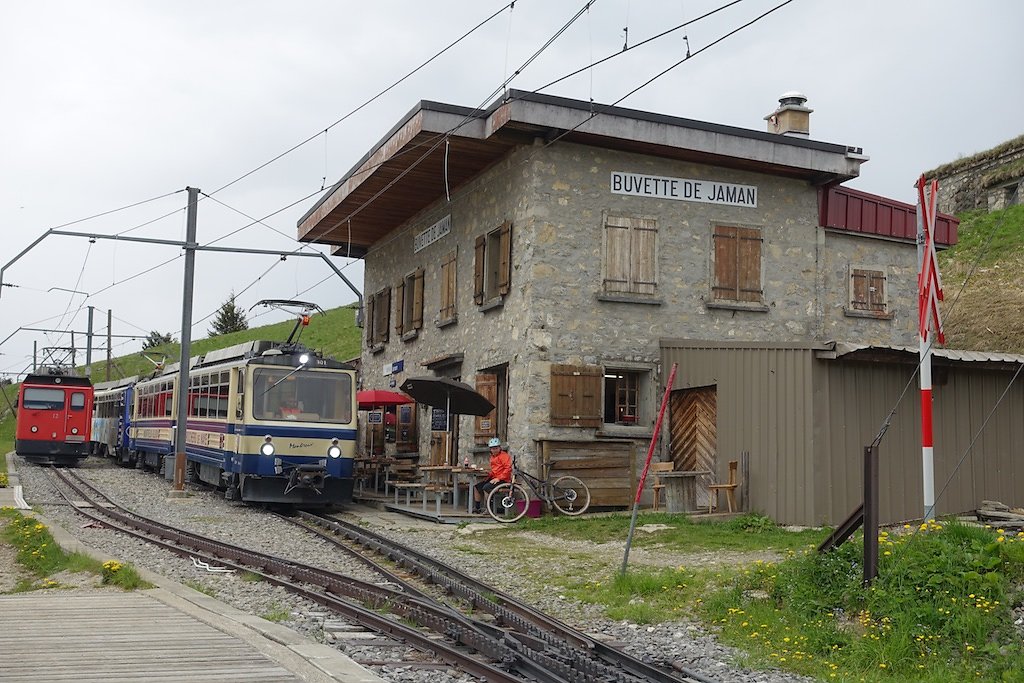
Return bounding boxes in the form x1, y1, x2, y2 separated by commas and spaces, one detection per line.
357, 389, 413, 410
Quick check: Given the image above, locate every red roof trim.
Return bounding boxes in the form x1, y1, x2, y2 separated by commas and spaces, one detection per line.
819, 185, 958, 246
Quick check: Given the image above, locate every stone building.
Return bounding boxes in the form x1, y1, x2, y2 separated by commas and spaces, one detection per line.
298, 90, 959, 511
924, 134, 1024, 214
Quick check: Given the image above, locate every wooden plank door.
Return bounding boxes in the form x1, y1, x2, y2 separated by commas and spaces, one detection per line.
669, 385, 717, 509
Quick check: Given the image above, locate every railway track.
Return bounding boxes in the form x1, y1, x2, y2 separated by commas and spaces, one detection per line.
290, 511, 718, 683
47, 468, 718, 683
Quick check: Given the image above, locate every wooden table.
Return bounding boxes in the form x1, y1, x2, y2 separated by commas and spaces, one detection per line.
659, 470, 711, 513
354, 456, 395, 494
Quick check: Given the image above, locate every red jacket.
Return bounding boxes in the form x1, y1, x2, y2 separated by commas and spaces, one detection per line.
488, 450, 513, 482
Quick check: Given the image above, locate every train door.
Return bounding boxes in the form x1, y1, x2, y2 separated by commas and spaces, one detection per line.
65, 389, 91, 445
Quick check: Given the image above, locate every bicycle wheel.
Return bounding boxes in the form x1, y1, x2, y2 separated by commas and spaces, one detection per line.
550, 475, 591, 515
486, 482, 530, 523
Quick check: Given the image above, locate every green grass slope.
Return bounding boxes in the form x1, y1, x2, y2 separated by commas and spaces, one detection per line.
938, 204, 1024, 353
0, 303, 364, 459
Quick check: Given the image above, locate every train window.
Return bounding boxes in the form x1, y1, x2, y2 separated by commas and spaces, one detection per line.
23, 388, 65, 410
251, 368, 353, 423
70, 392, 86, 410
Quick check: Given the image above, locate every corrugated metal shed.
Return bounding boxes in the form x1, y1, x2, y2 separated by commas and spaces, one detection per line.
660, 339, 1024, 526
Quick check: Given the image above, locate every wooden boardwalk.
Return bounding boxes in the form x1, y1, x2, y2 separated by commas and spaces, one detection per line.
0, 592, 303, 682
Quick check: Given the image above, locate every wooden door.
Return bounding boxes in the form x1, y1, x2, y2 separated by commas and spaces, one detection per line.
669, 386, 717, 509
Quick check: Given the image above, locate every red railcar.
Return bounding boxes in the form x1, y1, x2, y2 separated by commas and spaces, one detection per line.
15, 372, 94, 466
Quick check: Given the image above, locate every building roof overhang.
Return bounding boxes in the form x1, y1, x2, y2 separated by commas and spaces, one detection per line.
297, 90, 869, 258
818, 342, 1024, 369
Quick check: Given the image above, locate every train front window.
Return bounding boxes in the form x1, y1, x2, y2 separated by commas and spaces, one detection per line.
252, 368, 353, 423
23, 388, 65, 410
70, 392, 86, 410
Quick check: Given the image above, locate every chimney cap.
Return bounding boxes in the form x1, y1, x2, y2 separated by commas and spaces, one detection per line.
779, 91, 808, 106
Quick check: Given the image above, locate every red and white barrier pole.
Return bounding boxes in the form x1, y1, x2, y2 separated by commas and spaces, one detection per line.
917, 175, 944, 521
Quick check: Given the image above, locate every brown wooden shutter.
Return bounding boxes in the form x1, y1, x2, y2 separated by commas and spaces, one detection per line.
497, 221, 512, 296
550, 364, 602, 427
394, 280, 405, 336
712, 226, 738, 300
632, 218, 657, 294
412, 267, 424, 330
379, 288, 390, 343
473, 234, 486, 304
604, 216, 630, 292
868, 271, 886, 312
474, 373, 498, 444
737, 227, 762, 302
365, 294, 376, 345
439, 250, 456, 319
851, 269, 869, 310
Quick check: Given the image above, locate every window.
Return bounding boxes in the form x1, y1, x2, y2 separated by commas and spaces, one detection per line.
23, 387, 65, 410
846, 266, 892, 318
549, 364, 602, 427
712, 225, 763, 303
603, 214, 657, 295
395, 267, 424, 339
365, 287, 391, 349
438, 249, 457, 325
251, 368, 353, 424
604, 371, 640, 424
474, 221, 512, 306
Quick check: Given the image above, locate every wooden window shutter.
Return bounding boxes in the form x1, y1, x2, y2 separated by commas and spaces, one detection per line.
549, 364, 602, 427
365, 294, 376, 345
868, 271, 886, 312
379, 288, 390, 343
713, 226, 738, 300
604, 216, 630, 293
497, 221, 512, 296
439, 251, 457, 319
632, 218, 657, 295
474, 373, 498, 443
737, 227, 763, 302
412, 267, 424, 330
850, 269, 869, 310
394, 280, 405, 336
473, 235, 486, 304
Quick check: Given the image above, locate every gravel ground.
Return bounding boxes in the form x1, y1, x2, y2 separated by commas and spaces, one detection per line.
7, 456, 816, 683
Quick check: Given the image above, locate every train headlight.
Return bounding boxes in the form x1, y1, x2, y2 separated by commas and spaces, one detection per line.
31, 426, 38, 433
71, 428, 78, 435
260, 435, 275, 457
327, 438, 341, 459
298, 353, 310, 366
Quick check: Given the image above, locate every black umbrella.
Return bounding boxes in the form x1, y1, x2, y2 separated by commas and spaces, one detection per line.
399, 376, 494, 465
399, 376, 494, 417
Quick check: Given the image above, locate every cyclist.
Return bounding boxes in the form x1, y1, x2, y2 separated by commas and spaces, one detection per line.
473, 437, 512, 514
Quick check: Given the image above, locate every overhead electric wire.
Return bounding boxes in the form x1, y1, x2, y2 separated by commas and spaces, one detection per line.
207, 1, 517, 198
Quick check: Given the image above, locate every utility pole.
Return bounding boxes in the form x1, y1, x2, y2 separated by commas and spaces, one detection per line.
106, 309, 112, 381
32, 341, 36, 372
85, 305, 94, 378
171, 187, 199, 495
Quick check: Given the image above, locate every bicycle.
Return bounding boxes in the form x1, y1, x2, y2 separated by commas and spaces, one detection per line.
485, 460, 591, 523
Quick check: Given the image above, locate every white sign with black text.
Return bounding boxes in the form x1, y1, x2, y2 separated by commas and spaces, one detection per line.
610, 171, 757, 208
414, 214, 451, 253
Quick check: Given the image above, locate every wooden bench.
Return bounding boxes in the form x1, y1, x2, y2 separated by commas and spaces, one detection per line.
387, 481, 449, 515
651, 461, 674, 511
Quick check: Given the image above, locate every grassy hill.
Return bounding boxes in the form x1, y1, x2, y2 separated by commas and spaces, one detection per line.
938, 204, 1024, 353
0, 304, 363, 465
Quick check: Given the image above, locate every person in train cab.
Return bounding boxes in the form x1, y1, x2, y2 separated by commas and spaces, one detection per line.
279, 398, 301, 419
473, 437, 512, 514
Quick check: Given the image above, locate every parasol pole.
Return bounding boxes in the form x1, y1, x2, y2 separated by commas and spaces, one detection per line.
446, 392, 452, 466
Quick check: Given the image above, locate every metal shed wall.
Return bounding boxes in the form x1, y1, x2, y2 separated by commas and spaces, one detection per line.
660, 340, 819, 525
821, 359, 1024, 525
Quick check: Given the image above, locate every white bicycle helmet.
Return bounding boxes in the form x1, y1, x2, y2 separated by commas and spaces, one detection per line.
488, 437, 501, 448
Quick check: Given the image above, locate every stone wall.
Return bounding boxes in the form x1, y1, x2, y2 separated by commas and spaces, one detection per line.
925, 135, 1024, 214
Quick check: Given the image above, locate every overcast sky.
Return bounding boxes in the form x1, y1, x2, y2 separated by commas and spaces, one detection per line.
1, 0, 1021, 379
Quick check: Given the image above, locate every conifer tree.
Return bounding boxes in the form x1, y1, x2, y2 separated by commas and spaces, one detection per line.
209, 293, 248, 336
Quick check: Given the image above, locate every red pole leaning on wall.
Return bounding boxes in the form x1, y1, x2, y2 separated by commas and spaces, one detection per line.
620, 362, 678, 575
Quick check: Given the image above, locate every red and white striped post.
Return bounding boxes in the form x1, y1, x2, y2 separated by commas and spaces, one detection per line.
916, 175, 944, 521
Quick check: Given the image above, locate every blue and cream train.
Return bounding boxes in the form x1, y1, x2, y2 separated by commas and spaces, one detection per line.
90, 340, 357, 505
